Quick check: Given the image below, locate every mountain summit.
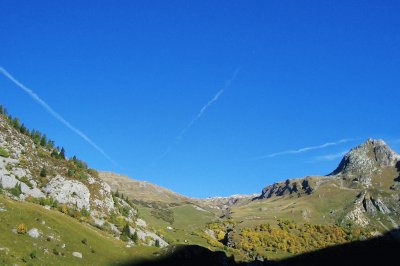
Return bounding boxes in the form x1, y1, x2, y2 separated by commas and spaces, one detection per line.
330, 139, 400, 176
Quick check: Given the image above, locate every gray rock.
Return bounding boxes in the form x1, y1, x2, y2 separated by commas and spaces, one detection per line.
44, 175, 90, 210
27, 228, 40, 238
375, 198, 391, 214
331, 139, 400, 176
363, 196, 377, 215
72, 252, 82, 258
129, 227, 168, 247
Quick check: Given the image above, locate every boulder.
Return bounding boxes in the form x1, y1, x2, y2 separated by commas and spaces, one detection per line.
72, 252, 82, 258
27, 228, 40, 238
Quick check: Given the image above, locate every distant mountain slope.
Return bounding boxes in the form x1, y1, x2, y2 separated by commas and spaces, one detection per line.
98, 172, 192, 204
233, 139, 400, 231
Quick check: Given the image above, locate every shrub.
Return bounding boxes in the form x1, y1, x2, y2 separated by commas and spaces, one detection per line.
81, 238, 88, 245
80, 208, 90, 217
52, 248, 60, 256
58, 205, 69, 214
17, 223, 27, 234
10, 183, 22, 197
39, 167, 47, 177
0, 147, 9, 158
29, 250, 38, 259
5, 163, 12, 171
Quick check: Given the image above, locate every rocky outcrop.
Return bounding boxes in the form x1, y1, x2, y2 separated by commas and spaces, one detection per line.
257, 177, 314, 199
129, 227, 168, 247
202, 194, 256, 209
43, 176, 90, 210
331, 139, 400, 176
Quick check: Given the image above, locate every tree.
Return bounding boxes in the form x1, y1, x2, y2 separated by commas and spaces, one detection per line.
40, 134, 47, 146
60, 147, 66, 159
131, 231, 138, 243
40, 167, 47, 177
155, 239, 160, 247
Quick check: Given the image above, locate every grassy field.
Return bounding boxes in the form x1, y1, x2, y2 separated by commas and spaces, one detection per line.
0, 195, 158, 266
137, 204, 217, 247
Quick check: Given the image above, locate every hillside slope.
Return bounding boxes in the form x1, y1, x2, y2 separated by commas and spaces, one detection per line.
98, 172, 191, 204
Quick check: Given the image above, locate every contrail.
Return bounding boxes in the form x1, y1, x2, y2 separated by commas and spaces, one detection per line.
152, 69, 240, 164
0, 66, 119, 166
250, 138, 358, 160
177, 68, 240, 140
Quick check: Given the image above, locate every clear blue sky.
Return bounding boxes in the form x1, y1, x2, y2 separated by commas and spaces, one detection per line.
1, 1, 399, 197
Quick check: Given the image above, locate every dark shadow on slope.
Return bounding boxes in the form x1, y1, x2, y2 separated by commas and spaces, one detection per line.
119, 229, 400, 266
395, 161, 400, 181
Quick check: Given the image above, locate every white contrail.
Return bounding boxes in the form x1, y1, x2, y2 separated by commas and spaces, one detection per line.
151, 69, 240, 164
177, 69, 240, 140
0, 66, 118, 166
250, 138, 358, 160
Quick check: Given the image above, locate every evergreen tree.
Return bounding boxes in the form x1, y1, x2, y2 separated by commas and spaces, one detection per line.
40, 167, 47, 177
60, 147, 66, 159
40, 134, 47, 146
131, 231, 138, 243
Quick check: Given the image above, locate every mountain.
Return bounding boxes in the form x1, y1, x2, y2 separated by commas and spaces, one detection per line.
237, 139, 400, 227
0, 108, 169, 265
2, 103, 400, 264
98, 172, 192, 204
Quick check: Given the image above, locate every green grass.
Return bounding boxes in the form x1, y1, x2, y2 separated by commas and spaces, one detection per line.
0, 195, 158, 266
137, 204, 216, 247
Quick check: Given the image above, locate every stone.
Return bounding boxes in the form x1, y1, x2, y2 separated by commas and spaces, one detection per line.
27, 228, 40, 238
72, 252, 82, 258
135, 218, 147, 227
375, 198, 391, 214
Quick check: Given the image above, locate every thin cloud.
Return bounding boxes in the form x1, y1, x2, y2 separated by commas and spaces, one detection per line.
177, 69, 240, 140
314, 150, 348, 161
153, 69, 240, 164
0, 66, 119, 167
250, 138, 358, 161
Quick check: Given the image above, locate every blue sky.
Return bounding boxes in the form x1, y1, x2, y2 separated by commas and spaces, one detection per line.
1, 1, 399, 197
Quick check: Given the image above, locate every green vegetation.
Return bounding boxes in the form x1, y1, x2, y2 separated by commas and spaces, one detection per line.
151, 208, 175, 224
0, 196, 158, 265
9, 183, 22, 197
0, 146, 9, 157
235, 220, 368, 258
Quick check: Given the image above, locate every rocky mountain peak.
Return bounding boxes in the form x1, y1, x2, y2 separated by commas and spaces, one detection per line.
330, 139, 400, 176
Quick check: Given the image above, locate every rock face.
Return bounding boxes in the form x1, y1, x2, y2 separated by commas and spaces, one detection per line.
331, 139, 400, 176
257, 177, 314, 199
129, 227, 168, 248
43, 175, 91, 210
202, 194, 257, 209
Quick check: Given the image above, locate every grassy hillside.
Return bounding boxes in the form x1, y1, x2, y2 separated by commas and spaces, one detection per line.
98, 172, 192, 204
0, 195, 157, 266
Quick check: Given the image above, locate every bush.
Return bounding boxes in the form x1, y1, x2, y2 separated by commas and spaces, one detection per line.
39, 167, 47, 177
29, 250, 38, 259
10, 183, 22, 197
0, 147, 9, 158
17, 223, 27, 234
58, 205, 69, 214
81, 238, 88, 245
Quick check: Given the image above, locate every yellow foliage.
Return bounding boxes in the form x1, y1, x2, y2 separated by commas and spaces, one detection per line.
17, 223, 27, 234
